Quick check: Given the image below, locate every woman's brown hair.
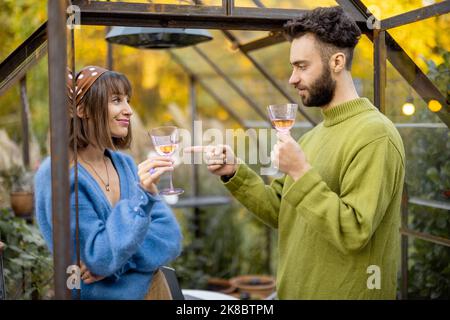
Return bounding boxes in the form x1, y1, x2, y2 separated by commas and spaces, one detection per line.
69, 71, 133, 150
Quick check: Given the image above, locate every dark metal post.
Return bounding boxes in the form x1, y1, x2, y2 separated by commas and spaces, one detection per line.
0, 241, 6, 300
106, 28, 114, 70
190, 75, 201, 240
106, 0, 113, 70
373, 29, 386, 113
19, 76, 31, 168
48, 0, 72, 300
400, 184, 409, 300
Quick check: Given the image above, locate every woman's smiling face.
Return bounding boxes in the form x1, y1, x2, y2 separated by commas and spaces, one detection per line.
108, 94, 133, 138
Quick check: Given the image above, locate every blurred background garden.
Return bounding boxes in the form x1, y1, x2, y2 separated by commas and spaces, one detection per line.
0, 0, 448, 299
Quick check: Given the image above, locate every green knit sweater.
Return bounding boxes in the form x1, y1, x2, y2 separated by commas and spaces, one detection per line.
223, 98, 405, 299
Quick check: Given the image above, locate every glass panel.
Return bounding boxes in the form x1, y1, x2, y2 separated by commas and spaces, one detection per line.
195, 30, 316, 123
234, 0, 260, 7
387, 14, 450, 99
0, 1, 47, 62
386, 58, 445, 124
196, 31, 265, 99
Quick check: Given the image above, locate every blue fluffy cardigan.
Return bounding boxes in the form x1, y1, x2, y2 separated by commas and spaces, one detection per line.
34, 149, 183, 299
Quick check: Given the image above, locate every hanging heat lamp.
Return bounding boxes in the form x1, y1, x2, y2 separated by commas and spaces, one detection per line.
105, 26, 213, 49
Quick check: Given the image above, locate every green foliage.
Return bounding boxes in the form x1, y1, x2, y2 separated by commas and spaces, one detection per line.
0, 209, 53, 299
170, 201, 274, 290
404, 53, 450, 299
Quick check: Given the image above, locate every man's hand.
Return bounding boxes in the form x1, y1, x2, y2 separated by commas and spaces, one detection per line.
184, 145, 238, 178
272, 132, 312, 181
80, 262, 106, 285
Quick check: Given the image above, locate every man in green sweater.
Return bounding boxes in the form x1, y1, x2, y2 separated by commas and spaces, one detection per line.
186, 6, 405, 299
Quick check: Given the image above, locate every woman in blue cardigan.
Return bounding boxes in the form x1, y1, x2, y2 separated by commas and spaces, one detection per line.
35, 66, 182, 299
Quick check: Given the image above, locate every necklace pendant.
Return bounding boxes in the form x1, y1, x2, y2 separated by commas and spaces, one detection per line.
105, 184, 110, 192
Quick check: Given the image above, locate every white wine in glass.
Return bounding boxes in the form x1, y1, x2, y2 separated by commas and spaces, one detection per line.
155, 144, 177, 156
149, 126, 184, 196
267, 104, 298, 133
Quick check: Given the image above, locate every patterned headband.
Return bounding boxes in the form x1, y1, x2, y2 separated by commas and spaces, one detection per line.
66, 65, 109, 107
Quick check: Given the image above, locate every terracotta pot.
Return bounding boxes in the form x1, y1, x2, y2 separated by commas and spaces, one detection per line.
206, 277, 237, 294
230, 275, 276, 300
10, 192, 34, 217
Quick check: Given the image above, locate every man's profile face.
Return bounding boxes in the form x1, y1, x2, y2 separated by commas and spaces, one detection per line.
289, 33, 336, 107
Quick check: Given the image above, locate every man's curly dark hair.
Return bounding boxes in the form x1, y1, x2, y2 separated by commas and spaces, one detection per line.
284, 6, 362, 70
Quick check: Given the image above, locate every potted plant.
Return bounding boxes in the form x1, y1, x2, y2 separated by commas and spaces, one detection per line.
230, 275, 276, 300
0, 166, 34, 218
206, 277, 236, 295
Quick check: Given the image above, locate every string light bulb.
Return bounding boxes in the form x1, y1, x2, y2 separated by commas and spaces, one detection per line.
402, 102, 415, 116
428, 99, 442, 112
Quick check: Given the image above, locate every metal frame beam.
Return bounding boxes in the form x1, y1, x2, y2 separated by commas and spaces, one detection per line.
47, 0, 71, 300
72, 0, 316, 31
0, 23, 47, 96
240, 32, 286, 53
19, 76, 31, 168
373, 29, 386, 112
400, 227, 450, 248
381, 1, 450, 30
408, 197, 450, 211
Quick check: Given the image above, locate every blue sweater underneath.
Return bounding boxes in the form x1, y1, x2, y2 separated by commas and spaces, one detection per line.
35, 150, 183, 299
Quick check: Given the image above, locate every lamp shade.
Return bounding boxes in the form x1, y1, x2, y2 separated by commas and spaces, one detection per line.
105, 27, 213, 49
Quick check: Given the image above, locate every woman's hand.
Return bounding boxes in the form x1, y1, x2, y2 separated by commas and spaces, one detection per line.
80, 262, 105, 285
137, 156, 174, 194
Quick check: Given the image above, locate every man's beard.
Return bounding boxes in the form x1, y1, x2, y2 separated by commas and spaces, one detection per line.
298, 66, 336, 107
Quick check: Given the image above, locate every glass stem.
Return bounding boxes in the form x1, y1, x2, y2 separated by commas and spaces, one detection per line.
168, 169, 174, 191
